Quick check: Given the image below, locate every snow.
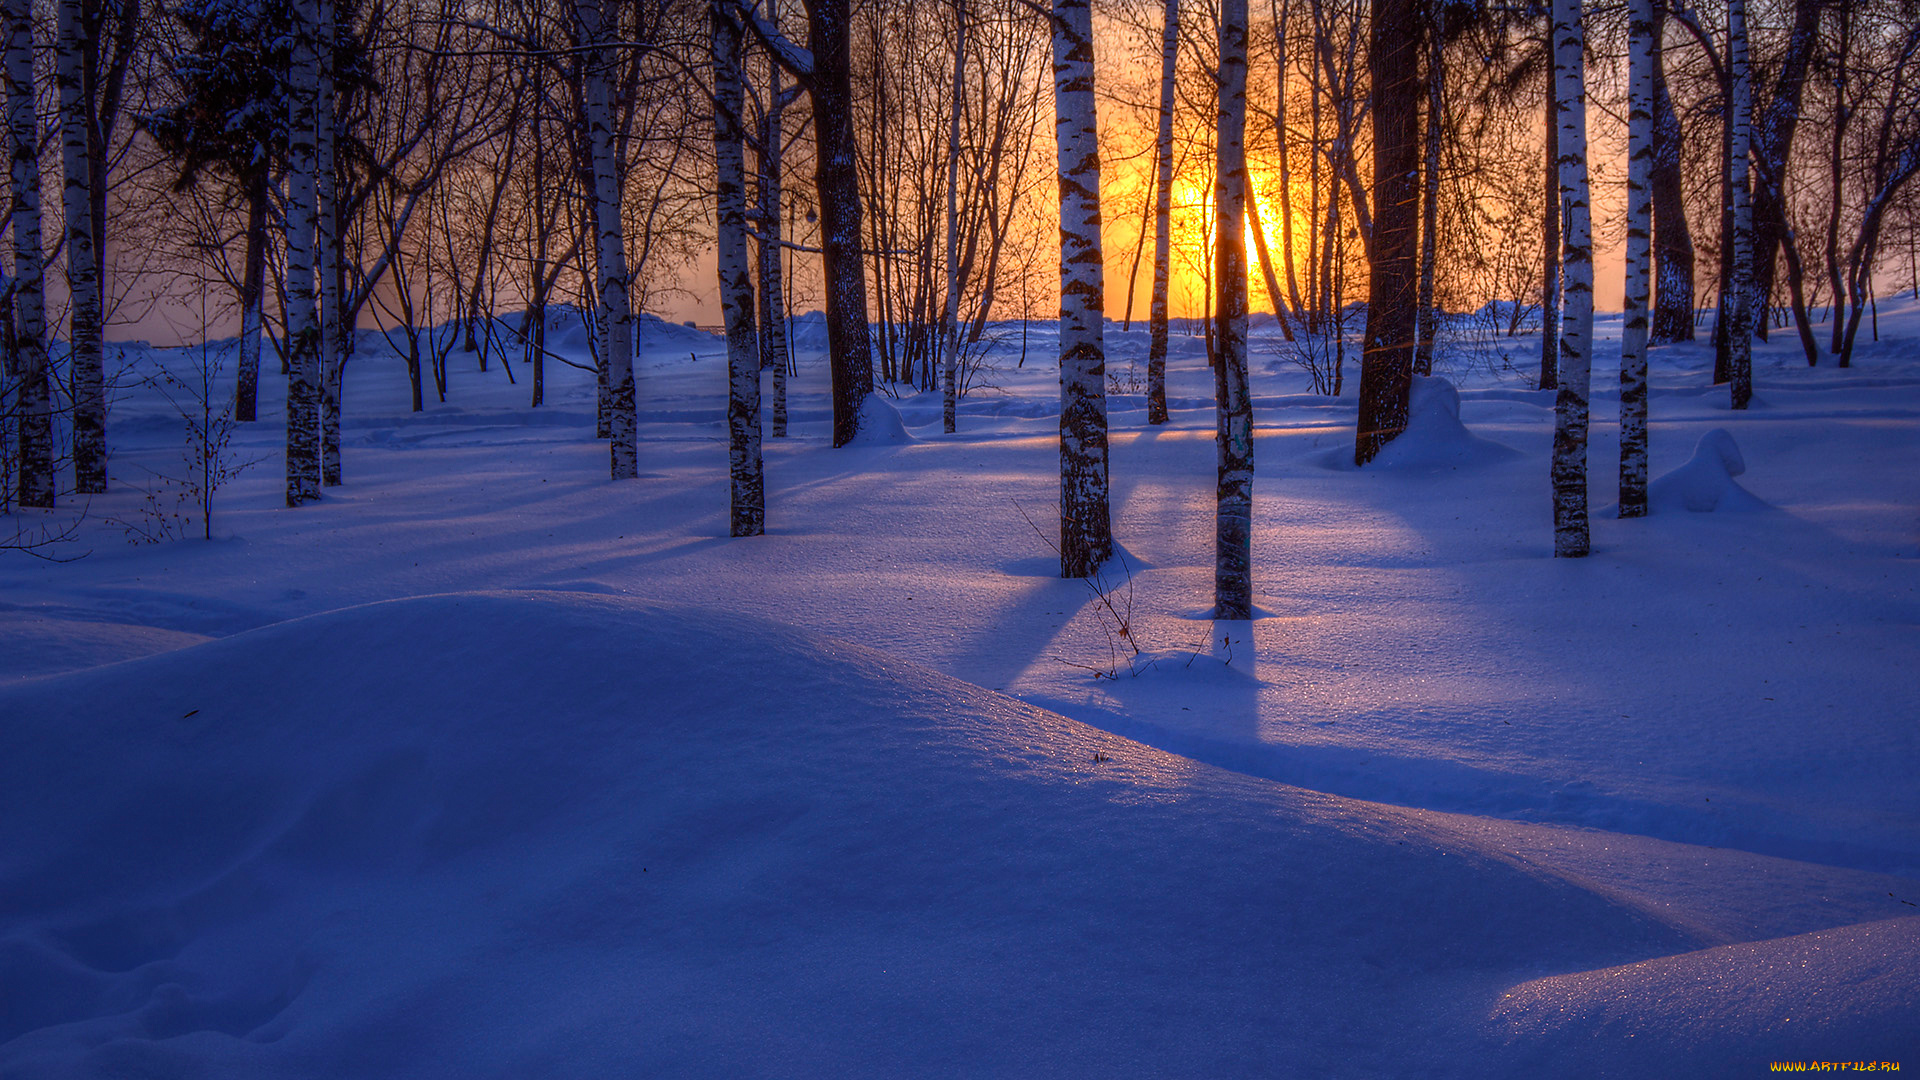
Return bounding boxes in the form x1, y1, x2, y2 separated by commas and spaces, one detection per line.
1647, 427, 1765, 512
4, 297, 1919, 1073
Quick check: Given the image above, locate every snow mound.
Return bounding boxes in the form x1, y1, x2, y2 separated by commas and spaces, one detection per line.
0, 592, 1743, 1076
1648, 428, 1767, 512
846, 392, 915, 444
1490, 917, 1920, 1067
1315, 376, 1518, 470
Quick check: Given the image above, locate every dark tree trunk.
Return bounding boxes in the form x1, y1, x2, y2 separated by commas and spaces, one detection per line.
1750, 0, 1822, 344
803, 0, 874, 447
1356, 0, 1420, 465
1650, 42, 1695, 343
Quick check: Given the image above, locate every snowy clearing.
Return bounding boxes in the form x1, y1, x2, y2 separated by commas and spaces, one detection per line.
3, 300, 1918, 1074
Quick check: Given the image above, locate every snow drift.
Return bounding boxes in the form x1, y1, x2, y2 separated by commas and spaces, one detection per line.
1315, 376, 1518, 470
9, 592, 1892, 1077
1648, 427, 1767, 512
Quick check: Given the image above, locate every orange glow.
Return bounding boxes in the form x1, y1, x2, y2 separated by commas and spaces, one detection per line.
1100, 128, 1314, 323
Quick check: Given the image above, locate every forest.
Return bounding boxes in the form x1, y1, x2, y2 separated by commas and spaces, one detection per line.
1, 0, 1918, 1073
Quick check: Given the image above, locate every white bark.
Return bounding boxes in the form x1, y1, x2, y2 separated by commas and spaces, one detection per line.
1551, 0, 1593, 557
1620, 0, 1654, 516
578, 0, 635, 478
1215, 0, 1252, 618
1053, 0, 1110, 578
1727, 0, 1755, 410
940, 0, 966, 435
713, 2, 761, 536
318, 0, 343, 486
284, 0, 322, 506
6, 0, 51, 508
57, 0, 104, 493
1146, 0, 1177, 426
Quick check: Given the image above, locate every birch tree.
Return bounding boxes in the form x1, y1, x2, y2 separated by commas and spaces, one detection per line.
284, 0, 322, 506
6, 0, 51, 508
1215, 0, 1253, 619
57, 0, 105, 493
1620, 0, 1654, 517
1052, 0, 1110, 578
1726, 0, 1754, 410
713, 1, 761, 536
939, 0, 965, 435
577, 0, 636, 478
317, 0, 343, 484
1146, 0, 1176, 426
1413, 5, 1444, 377
1550, 0, 1592, 557
755, 56, 796, 438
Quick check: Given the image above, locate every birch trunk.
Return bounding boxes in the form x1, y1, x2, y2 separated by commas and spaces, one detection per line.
1052, 0, 1111, 578
1539, 80, 1560, 391
1413, 9, 1442, 377
57, 0, 104, 493
317, 0, 343, 485
1356, 0, 1420, 463
1551, 0, 1593, 557
1726, 0, 1754, 410
757, 60, 789, 438
713, 3, 761, 536
1216, 0, 1253, 619
1146, 0, 1177, 426
578, 0, 636, 477
235, 172, 268, 423
6, 0, 51, 508
284, 0, 322, 506
941, 0, 966, 434
1620, 0, 1654, 517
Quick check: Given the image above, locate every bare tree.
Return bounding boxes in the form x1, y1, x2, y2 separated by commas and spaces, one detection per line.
1550, 0, 1592, 557
714, 1, 761, 535
1356, 0, 1420, 464
1620, 0, 1654, 517
1215, 0, 1252, 618
6, 0, 52, 508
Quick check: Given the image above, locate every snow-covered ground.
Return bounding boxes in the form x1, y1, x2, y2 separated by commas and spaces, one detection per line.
3, 298, 1917, 1075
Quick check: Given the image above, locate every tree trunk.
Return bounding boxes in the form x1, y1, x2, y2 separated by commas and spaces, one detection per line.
1146, 0, 1177, 426
1620, 0, 1654, 517
579, 0, 636, 477
941, 0, 966, 434
1551, 0, 1593, 557
803, 0, 874, 446
318, 0, 342, 485
713, 3, 761, 536
1356, 0, 1419, 464
1413, 7, 1443, 377
1216, 0, 1253, 619
284, 0, 322, 506
1726, 0, 1754, 409
757, 59, 789, 437
58, 0, 105, 493
1750, 0, 1821, 344
1650, 41, 1695, 343
235, 170, 268, 423
1052, 0, 1111, 578
1540, 74, 1560, 391
6, 0, 52, 508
